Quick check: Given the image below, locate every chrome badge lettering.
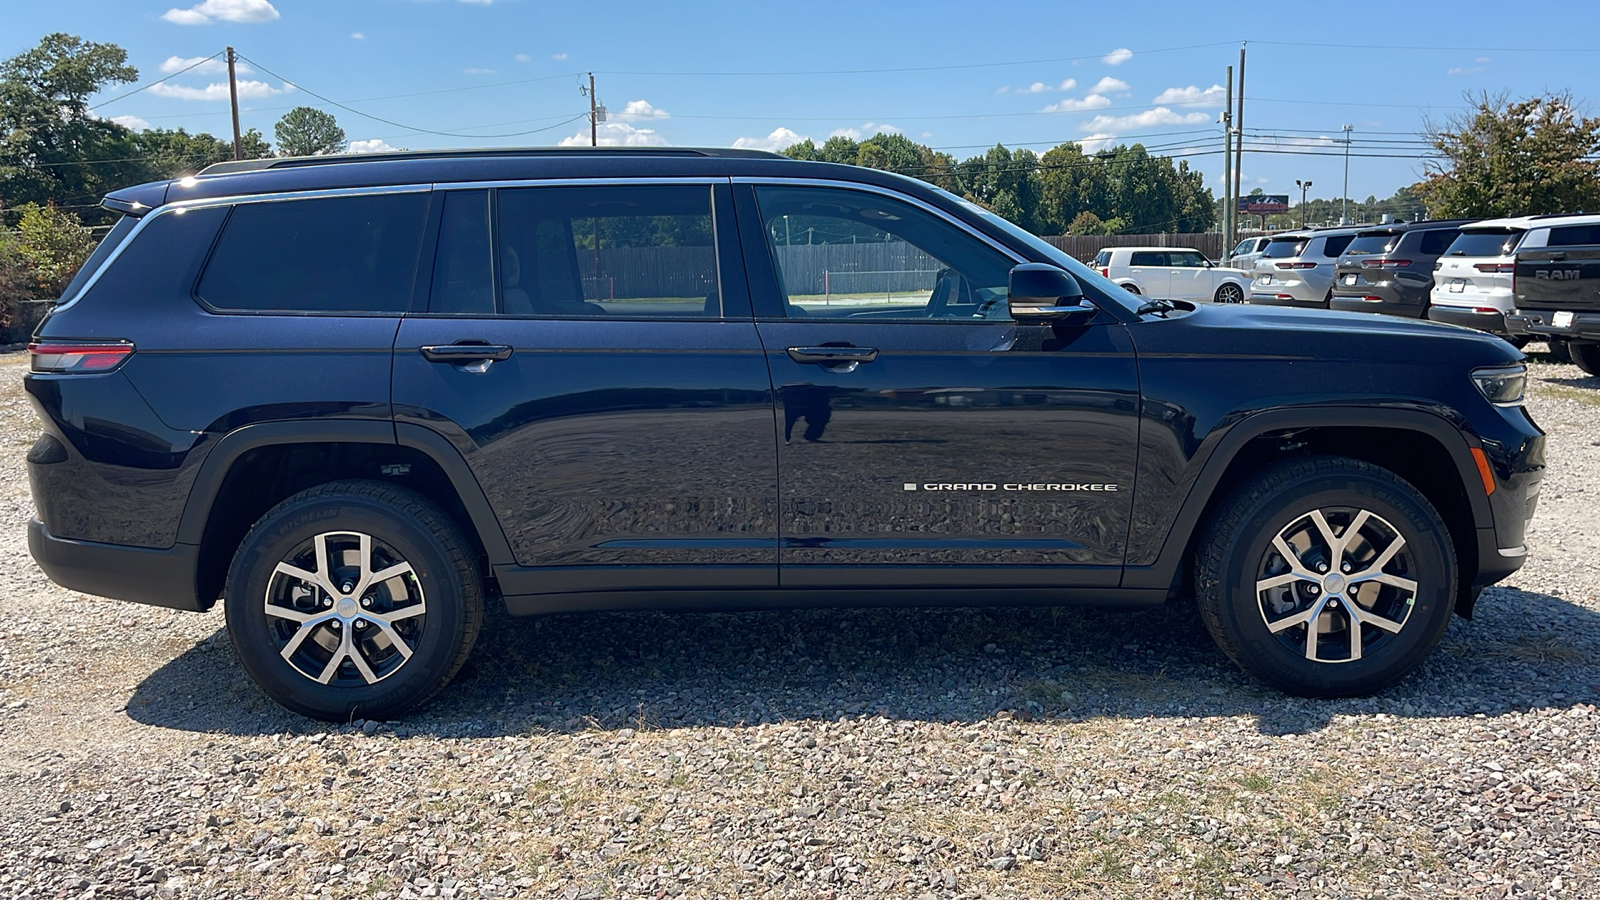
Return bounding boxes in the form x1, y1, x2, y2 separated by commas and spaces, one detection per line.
904, 483, 1119, 492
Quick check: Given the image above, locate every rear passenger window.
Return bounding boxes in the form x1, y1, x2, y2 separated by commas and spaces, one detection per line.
495, 184, 719, 318
1130, 251, 1166, 266
1418, 229, 1458, 255
430, 191, 494, 314
1548, 224, 1600, 246
1321, 235, 1355, 257
198, 192, 429, 313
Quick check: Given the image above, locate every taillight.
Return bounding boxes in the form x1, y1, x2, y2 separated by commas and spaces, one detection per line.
28, 341, 134, 374
1100, 267, 1110, 278
1360, 259, 1412, 268
1474, 263, 1514, 273
1275, 262, 1316, 269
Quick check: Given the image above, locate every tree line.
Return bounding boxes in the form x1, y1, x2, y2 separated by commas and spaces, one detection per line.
781, 133, 1217, 236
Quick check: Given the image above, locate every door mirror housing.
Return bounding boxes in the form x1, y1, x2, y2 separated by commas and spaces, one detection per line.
1008, 264, 1096, 325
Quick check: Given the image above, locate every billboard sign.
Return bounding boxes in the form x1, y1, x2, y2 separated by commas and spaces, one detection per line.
1239, 194, 1290, 214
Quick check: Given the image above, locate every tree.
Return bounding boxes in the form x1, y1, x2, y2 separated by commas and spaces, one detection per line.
0, 201, 94, 332
239, 128, 274, 160
0, 33, 139, 220
274, 107, 346, 157
1420, 91, 1600, 218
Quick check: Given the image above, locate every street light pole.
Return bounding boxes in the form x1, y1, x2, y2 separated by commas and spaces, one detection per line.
1341, 124, 1353, 224
1296, 179, 1312, 228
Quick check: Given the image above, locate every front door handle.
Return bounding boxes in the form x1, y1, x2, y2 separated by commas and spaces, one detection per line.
420, 343, 514, 363
786, 346, 880, 365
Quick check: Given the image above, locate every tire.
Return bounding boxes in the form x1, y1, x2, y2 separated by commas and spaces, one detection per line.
1505, 335, 1531, 350
1549, 340, 1572, 364
1121, 283, 1141, 295
1194, 456, 1457, 697
1214, 282, 1245, 304
1572, 341, 1600, 376
225, 480, 483, 721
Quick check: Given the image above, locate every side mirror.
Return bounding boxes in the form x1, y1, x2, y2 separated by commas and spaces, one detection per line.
1008, 264, 1096, 325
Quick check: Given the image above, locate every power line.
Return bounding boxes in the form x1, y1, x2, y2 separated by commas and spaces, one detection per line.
594, 42, 1237, 77
89, 51, 224, 111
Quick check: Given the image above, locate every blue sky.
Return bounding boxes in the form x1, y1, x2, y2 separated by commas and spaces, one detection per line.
12, 0, 1600, 206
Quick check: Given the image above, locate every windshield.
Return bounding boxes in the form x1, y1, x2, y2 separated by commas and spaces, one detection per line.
1343, 233, 1398, 255
1232, 239, 1256, 255
1445, 228, 1524, 258
947, 195, 1142, 315
1262, 238, 1308, 259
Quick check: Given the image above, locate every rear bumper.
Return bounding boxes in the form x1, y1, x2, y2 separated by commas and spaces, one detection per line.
28, 518, 208, 611
1330, 293, 1427, 318
1248, 291, 1327, 308
1506, 308, 1600, 341
1427, 305, 1511, 335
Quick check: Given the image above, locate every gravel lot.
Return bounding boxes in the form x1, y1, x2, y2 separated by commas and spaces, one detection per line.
0, 346, 1596, 900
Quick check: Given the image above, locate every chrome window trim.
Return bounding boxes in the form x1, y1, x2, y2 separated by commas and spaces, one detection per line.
53, 184, 433, 315
730, 176, 1026, 263
436, 177, 728, 191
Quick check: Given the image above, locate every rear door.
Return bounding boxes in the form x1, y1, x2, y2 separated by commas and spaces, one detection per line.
1167, 250, 1212, 301
1127, 251, 1172, 297
391, 181, 779, 596
736, 182, 1140, 589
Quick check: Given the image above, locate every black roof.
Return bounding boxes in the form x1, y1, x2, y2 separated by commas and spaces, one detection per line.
104, 146, 923, 215
1355, 218, 1477, 236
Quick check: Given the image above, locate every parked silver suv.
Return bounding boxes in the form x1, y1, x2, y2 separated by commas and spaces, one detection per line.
1250, 227, 1362, 308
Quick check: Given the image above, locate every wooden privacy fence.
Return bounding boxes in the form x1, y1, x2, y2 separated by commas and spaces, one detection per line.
579, 233, 1257, 298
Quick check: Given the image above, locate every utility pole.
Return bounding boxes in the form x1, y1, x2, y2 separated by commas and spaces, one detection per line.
1341, 124, 1354, 224
1222, 64, 1233, 261
1234, 44, 1246, 239
226, 46, 242, 160
581, 73, 606, 147
1296, 179, 1312, 227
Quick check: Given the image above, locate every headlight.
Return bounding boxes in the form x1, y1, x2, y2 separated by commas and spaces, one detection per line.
1471, 365, 1526, 407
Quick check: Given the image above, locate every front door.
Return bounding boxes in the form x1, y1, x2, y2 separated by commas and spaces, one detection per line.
392, 182, 778, 596
1168, 250, 1213, 301
736, 183, 1141, 589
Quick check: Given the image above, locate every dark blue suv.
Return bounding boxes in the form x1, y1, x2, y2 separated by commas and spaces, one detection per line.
26, 148, 1545, 720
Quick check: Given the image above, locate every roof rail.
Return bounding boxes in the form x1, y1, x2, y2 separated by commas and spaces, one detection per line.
198, 145, 788, 177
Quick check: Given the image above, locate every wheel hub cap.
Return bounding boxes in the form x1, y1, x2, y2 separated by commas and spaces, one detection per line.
1321, 572, 1347, 594
335, 596, 359, 618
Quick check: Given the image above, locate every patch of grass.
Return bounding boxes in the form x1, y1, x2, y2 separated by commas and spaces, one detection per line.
1478, 635, 1583, 664
1234, 772, 1273, 793
1540, 383, 1600, 408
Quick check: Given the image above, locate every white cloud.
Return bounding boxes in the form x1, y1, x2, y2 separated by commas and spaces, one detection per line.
162, 0, 280, 25
828, 122, 900, 141
460, 0, 494, 4
351, 32, 366, 40
159, 55, 248, 76
1447, 66, 1485, 76
1081, 107, 1209, 132
1080, 133, 1118, 153
149, 78, 282, 100
463, 67, 496, 75
1022, 82, 1050, 94
349, 139, 398, 154
616, 99, 668, 120
1089, 76, 1130, 95
514, 53, 532, 62
552, 53, 568, 60
1058, 78, 1077, 91
1152, 84, 1225, 107
109, 114, 151, 131
1102, 48, 1133, 66
732, 127, 809, 152
1474, 56, 1491, 63
559, 121, 668, 147
999, 78, 1074, 95
1042, 94, 1111, 113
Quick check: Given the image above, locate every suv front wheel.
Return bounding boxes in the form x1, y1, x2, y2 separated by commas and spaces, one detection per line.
1195, 456, 1456, 696
224, 480, 483, 721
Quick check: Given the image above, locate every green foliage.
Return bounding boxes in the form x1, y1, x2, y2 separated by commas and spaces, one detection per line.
1420, 91, 1600, 218
782, 132, 1214, 235
274, 107, 347, 157
0, 201, 95, 332
0, 33, 139, 220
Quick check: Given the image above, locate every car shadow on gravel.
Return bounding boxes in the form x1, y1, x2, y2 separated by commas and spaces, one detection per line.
126, 584, 1600, 739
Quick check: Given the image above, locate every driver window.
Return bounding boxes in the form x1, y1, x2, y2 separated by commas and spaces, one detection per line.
754, 185, 1013, 321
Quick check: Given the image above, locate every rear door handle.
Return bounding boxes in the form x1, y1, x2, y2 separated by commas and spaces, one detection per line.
420, 343, 515, 363
786, 346, 880, 365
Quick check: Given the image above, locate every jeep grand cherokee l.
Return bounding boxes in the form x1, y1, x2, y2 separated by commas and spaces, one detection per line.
26, 148, 1545, 720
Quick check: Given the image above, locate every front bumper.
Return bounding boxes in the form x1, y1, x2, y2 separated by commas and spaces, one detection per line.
1427, 305, 1512, 336
1506, 308, 1600, 341
28, 518, 208, 611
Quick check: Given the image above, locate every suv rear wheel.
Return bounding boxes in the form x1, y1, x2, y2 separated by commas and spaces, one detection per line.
1571, 341, 1600, 377
224, 480, 483, 721
1195, 456, 1456, 696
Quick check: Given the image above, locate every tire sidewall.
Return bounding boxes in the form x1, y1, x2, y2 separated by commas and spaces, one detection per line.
1213, 470, 1456, 695
225, 491, 471, 721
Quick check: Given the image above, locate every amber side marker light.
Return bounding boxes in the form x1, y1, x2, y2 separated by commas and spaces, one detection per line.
1470, 447, 1496, 496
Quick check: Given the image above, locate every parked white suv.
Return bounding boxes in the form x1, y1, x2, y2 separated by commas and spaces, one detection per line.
1093, 247, 1251, 303
1428, 214, 1600, 346
1249, 228, 1361, 308
1227, 235, 1273, 269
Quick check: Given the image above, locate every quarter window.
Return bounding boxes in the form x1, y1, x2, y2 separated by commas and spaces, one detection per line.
430, 190, 495, 314
495, 184, 720, 318
1417, 229, 1458, 255
1548, 224, 1600, 247
198, 192, 429, 313
1320, 235, 1356, 257
754, 185, 1014, 321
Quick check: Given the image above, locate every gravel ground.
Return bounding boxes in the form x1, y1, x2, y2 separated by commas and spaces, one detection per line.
0, 345, 1597, 900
